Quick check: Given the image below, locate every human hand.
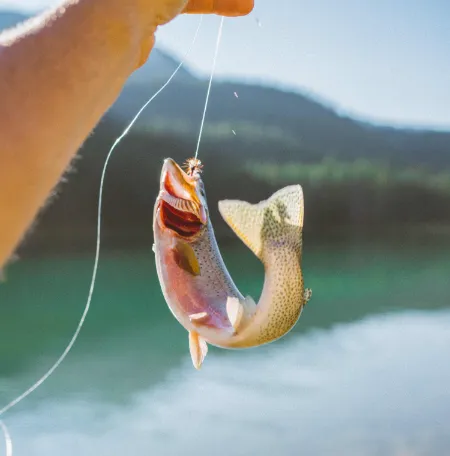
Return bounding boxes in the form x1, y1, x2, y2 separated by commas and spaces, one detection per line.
150, 0, 254, 26
183, 0, 254, 17
136, 0, 254, 67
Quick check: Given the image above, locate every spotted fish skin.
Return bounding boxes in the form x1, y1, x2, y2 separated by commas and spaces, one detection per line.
153, 158, 312, 368
217, 185, 309, 348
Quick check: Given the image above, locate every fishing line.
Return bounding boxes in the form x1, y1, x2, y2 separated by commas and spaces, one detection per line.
0, 16, 204, 419
0, 420, 12, 456
194, 16, 225, 159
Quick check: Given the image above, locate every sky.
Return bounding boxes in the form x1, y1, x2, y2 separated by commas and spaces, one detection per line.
2, 0, 450, 130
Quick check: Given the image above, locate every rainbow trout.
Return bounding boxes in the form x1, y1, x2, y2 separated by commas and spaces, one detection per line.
153, 158, 312, 369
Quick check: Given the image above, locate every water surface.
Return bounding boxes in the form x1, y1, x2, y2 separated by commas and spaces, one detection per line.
0, 238, 449, 455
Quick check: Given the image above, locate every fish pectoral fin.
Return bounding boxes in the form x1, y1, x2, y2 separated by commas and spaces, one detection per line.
152, 244, 155, 253
304, 288, 312, 304
172, 241, 200, 276
189, 331, 208, 370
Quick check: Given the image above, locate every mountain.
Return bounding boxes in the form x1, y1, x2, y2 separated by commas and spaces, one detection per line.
112, 80, 450, 170
127, 45, 195, 85
1, 9, 450, 256
0, 10, 27, 31
1, 8, 448, 171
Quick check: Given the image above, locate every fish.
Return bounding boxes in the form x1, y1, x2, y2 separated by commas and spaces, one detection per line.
153, 157, 312, 369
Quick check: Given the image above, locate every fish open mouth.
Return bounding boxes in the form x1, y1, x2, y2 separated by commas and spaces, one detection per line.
160, 199, 205, 238
157, 157, 207, 239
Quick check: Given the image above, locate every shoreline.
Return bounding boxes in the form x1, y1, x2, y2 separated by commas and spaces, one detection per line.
12, 222, 450, 261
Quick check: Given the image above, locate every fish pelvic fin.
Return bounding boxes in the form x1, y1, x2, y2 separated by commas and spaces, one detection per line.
218, 185, 304, 262
189, 331, 208, 370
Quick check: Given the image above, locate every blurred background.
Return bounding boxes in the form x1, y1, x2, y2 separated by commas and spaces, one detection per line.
1, 1, 450, 455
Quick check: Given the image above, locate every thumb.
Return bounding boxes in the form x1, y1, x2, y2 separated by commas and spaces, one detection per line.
183, 0, 254, 16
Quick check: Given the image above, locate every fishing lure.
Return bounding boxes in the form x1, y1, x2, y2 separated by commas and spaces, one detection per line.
153, 157, 312, 369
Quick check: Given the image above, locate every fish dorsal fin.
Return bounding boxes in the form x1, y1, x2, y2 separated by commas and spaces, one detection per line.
218, 185, 304, 261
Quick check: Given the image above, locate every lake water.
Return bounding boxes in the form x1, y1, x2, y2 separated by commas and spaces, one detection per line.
0, 236, 449, 456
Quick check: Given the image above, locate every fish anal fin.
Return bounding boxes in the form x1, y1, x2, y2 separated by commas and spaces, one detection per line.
226, 296, 257, 334
172, 241, 200, 276
189, 331, 208, 370
218, 185, 304, 261
244, 295, 257, 315
226, 297, 244, 333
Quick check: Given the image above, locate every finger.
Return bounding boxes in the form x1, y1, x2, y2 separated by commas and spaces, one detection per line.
183, 0, 254, 17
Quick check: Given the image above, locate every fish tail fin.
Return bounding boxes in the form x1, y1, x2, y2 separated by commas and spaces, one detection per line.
218, 185, 304, 262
